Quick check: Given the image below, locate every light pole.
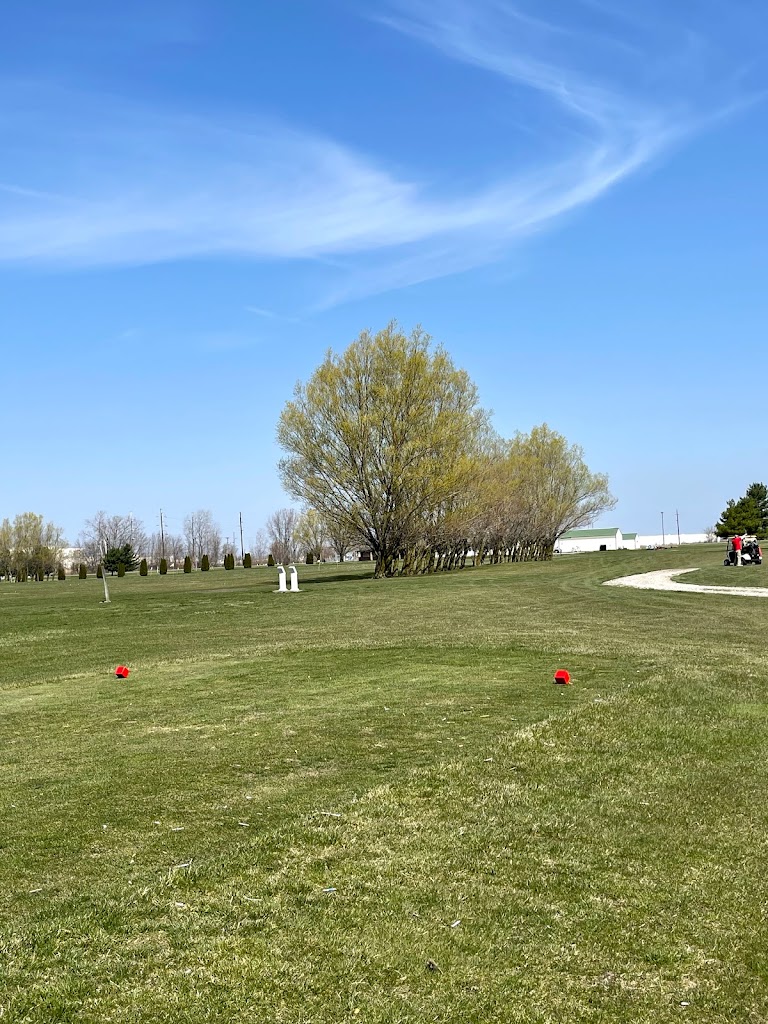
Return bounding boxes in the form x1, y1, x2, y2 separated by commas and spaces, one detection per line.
661, 511, 666, 547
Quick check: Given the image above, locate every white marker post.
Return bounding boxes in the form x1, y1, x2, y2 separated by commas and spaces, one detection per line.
288, 564, 300, 592
276, 565, 287, 593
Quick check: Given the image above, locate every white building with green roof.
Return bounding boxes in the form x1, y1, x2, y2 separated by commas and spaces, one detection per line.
556, 528, 709, 553
556, 528, 623, 553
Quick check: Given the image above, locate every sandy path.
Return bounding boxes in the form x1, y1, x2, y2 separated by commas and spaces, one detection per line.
603, 568, 768, 598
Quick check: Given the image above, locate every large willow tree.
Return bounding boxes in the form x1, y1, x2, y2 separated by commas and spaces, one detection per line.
471, 425, 616, 562
277, 323, 488, 577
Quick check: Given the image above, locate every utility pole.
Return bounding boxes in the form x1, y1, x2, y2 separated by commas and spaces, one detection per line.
676, 509, 681, 546
160, 509, 166, 559
239, 512, 245, 564
661, 511, 666, 547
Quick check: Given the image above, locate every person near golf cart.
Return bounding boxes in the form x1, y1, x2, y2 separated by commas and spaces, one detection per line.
724, 534, 762, 566
732, 533, 742, 566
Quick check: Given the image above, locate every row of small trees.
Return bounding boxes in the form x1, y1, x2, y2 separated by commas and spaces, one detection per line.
70, 551, 258, 577
74, 509, 312, 572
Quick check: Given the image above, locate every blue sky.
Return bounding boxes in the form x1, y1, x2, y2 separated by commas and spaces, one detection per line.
2, 0, 766, 546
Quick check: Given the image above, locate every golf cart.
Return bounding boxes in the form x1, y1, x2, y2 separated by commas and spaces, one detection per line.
724, 535, 763, 566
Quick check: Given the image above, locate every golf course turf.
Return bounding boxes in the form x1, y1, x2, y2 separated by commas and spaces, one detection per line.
1, 545, 767, 1022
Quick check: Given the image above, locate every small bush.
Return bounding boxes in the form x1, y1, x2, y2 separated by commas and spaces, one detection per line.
139, 558, 148, 577
224, 552, 234, 570
78, 564, 87, 580
267, 553, 275, 567
117, 563, 126, 578
57, 564, 66, 580
183, 556, 192, 574
243, 552, 252, 568
306, 551, 314, 565
159, 558, 168, 575
97, 565, 103, 579
201, 554, 210, 572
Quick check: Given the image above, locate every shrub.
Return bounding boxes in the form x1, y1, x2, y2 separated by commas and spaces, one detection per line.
78, 564, 87, 580
97, 565, 103, 579
159, 558, 168, 575
139, 558, 148, 577
267, 553, 275, 567
243, 552, 252, 569
201, 554, 210, 572
305, 551, 314, 564
57, 564, 66, 580
183, 556, 192, 574
224, 552, 234, 570
117, 563, 126, 578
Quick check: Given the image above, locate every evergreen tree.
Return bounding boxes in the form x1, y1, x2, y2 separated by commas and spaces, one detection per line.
97, 564, 103, 579
183, 555, 192, 573
305, 551, 314, 564
267, 553, 275, 567
201, 554, 210, 571
139, 558, 148, 576
159, 558, 168, 575
117, 563, 126, 578
78, 563, 87, 579
716, 485, 768, 538
243, 552, 252, 568
224, 552, 234, 570
104, 544, 139, 575
745, 483, 768, 536
57, 564, 66, 580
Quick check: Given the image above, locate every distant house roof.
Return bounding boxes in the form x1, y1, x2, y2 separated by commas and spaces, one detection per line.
622, 533, 637, 540
560, 528, 621, 539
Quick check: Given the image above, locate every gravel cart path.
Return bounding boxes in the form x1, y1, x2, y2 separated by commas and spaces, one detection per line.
603, 567, 768, 598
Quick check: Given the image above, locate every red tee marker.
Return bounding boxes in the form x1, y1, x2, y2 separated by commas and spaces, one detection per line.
553, 669, 571, 685
115, 665, 130, 679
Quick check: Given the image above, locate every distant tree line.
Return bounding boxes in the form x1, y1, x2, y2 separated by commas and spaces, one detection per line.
0, 514, 66, 581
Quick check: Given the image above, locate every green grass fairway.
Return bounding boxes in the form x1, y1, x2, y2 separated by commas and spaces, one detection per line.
677, 564, 768, 588
2, 547, 768, 1023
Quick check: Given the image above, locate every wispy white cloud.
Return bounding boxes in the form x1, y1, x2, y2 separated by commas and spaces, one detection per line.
245, 306, 302, 324
0, 1, 759, 305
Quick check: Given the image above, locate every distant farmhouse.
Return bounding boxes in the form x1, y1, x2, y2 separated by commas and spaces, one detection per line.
556, 528, 710, 553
